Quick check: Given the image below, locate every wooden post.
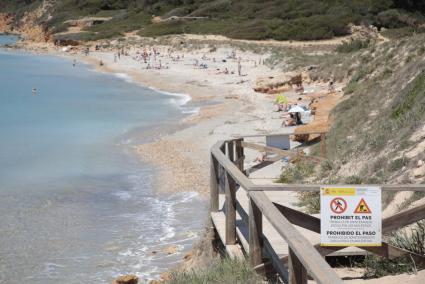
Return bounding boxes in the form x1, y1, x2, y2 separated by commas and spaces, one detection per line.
220, 142, 226, 154
210, 155, 219, 212
225, 172, 237, 245
235, 139, 244, 172
227, 140, 234, 162
218, 142, 226, 193
289, 248, 308, 284
320, 134, 326, 158
249, 196, 263, 266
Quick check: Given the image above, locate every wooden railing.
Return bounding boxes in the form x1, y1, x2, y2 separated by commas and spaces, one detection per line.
210, 138, 425, 284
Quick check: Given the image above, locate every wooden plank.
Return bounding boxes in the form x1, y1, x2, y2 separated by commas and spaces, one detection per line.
382, 203, 425, 234
235, 139, 244, 171
263, 236, 289, 283
225, 172, 237, 245
249, 196, 263, 266
273, 203, 320, 233
250, 191, 343, 284
252, 184, 425, 192
210, 155, 219, 212
241, 141, 297, 158
289, 248, 308, 284
211, 211, 244, 259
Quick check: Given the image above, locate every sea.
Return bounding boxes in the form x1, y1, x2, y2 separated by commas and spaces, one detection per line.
0, 34, 205, 283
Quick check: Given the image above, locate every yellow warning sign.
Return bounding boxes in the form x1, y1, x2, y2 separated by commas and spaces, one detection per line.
354, 198, 372, 214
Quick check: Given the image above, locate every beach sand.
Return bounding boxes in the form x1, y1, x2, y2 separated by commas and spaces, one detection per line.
77, 40, 344, 196
56, 39, 296, 195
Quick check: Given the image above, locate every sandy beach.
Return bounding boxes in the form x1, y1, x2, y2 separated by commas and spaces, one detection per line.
21, 35, 336, 196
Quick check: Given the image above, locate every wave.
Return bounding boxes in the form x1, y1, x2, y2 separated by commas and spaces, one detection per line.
114, 72, 133, 83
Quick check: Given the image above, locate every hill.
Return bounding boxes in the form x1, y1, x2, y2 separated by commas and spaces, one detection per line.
2, 0, 425, 42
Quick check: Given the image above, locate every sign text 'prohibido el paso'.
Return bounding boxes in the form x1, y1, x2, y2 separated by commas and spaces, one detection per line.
320, 186, 381, 246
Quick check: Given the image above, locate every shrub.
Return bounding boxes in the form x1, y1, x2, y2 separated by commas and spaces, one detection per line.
278, 160, 315, 184
168, 258, 262, 284
344, 175, 363, 184
388, 157, 408, 172
361, 255, 414, 278
296, 191, 320, 214
391, 221, 425, 255
336, 39, 370, 53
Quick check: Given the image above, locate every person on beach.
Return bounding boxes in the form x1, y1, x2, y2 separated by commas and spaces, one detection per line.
99, 60, 104, 66
114, 53, 117, 63
275, 94, 288, 112
328, 80, 335, 93
283, 113, 296, 127
238, 57, 242, 76
73, 59, 76, 67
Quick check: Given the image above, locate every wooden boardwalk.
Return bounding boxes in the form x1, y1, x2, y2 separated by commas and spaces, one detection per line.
209, 138, 425, 284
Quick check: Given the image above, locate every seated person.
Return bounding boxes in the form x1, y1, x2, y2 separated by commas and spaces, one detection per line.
283, 113, 296, 127
294, 112, 303, 125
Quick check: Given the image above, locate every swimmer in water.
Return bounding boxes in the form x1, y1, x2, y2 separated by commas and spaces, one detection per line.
73, 59, 76, 67
32, 88, 37, 96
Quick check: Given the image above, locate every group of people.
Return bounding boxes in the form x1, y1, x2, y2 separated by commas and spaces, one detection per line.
84, 43, 262, 79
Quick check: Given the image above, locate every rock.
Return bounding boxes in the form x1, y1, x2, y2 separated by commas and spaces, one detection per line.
417, 160, 424, 167
183, 251, 193, 261
163, 246, 178, 255
160, 272, 172, 281
254, 72, 300, 94
112, 274, 138, 284
413, 165, 425, 178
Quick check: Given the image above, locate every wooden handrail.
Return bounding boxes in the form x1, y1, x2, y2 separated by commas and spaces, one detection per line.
211, 140, 254, 190
250, 191, 343, 284
210, 138, 425, 284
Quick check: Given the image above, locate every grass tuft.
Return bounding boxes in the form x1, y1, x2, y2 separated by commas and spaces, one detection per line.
168, 258, 263, 284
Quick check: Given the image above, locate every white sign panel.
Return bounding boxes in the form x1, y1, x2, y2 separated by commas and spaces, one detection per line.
320, 186, 381, 246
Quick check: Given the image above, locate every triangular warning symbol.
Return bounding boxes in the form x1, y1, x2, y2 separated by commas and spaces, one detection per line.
354, 198, 372, 214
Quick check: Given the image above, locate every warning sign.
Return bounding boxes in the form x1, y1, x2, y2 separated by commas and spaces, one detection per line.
354, 198, 372, 214
320, 186, 381, 247
330, 197, 347, 214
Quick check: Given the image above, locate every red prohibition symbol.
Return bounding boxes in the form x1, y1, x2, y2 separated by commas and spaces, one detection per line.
330, 197, 347, 214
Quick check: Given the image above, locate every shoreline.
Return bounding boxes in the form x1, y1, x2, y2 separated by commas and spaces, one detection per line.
1, 34, 337, 280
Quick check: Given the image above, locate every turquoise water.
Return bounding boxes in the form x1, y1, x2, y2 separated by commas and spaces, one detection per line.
0, 34, 19, 45
0, 36, 204, 283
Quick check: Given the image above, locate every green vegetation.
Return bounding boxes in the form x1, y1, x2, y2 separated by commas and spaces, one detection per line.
336, 39, 370, 53
359, 221, 425, 278
168, 258, 263, 284
277, 160, 315, 184
361, 255, 415, 278
3, 0, 425, 41
392, 221, 425, 255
